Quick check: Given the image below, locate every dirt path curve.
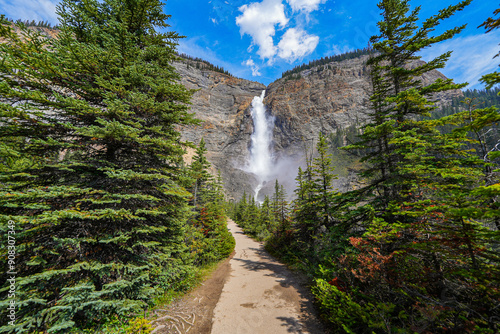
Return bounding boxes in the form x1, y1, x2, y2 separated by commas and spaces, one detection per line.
211, 219, 323, 334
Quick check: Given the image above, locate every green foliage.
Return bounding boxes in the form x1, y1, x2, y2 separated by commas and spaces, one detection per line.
328, 125, 364, 177
323, 0, 499, 332
272, 179, 289, 225
313, 279, 398, 334
265, 134, 353, 276
264, 1, 499, 333
124, 318, 153, 334
480, 7, 500, 89
3, 16, 59, 29
0, 1, 233, 333
292, 133, 340, 250
186, 142, 235, 266
436, 88, 500, 118
232, 194, 272, 241
230, 181, 289, 242
179, 53, 233, 76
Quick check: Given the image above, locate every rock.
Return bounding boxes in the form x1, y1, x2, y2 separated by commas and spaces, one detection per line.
264, 55, 462, 157
4, 24, 461, 201
175, 61, 266, 201
177, 55, 462, 201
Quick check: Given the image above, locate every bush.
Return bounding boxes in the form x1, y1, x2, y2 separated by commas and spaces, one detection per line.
313, 279, 397, 334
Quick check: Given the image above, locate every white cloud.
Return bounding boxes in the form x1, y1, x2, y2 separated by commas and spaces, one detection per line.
286, 0, 327, 13
0, 0, 59, 24
277, 28, 319, 62
244, 58, 262, 76
419, 31, 500, 89
236, 0, 288, 60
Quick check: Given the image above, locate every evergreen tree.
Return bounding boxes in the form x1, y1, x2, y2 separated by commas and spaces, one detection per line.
480, 7, 500, 89
319, 1, 500, 332
234, 191, 248, 223
294, 133, 339, 243
310, 133, 338, 227
192, 170, 234, 266
272, 179, 288, 224
343, 0, 471, 224
243, 194, 260, 232
0, 1, 198, 332
258, 195, 274, 234
189, 138, 211, 207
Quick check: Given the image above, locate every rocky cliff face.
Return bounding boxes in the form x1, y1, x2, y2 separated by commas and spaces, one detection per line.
265, 55, 462, 156
175, 61, 266, 200
4, 27, 461, 201
179, 55, 462, 201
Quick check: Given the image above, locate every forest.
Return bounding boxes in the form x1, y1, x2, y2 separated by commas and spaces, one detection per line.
231, 0, 500, 333
177, 53, 233, 77
0, 0, 233, 332
0, 0, 499, 333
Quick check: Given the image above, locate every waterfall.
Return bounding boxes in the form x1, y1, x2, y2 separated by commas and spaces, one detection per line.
248, 90, 274, 202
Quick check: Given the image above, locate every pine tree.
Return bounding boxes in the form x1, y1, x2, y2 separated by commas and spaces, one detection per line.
258, 195, 274, 234
0, 0, 198, 332
272, 179, 288, 224
190, 138, 212, 207
294, 133, 339, 244
234, 191, 248, 223
343, 0, 471, 224
193, 170, 234, 265
480, 7, 500, 89
328, 1, 500, 331
243, 194, 260, 232
310, 133, 338, 227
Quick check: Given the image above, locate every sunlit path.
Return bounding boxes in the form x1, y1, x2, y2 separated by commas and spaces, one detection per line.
211, 220, 323, 334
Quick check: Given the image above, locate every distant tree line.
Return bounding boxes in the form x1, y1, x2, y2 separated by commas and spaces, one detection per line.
430, 88, 500, 150
4, 17, 58, 29
178, 53, 232, 76
436, 87, 500, 118
281, 47, 374, 79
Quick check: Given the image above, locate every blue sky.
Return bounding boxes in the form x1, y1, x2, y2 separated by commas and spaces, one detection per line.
1, 0, 498, 88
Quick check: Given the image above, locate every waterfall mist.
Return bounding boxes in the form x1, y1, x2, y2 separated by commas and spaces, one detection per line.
247, 90, 274, 201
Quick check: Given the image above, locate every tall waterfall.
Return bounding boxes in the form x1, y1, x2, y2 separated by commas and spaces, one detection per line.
248, 90, 274, 201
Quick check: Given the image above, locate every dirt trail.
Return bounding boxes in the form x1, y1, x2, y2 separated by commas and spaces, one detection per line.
150, 219, 323, 334
150, 255, 231, 334
211, 219, 323, 334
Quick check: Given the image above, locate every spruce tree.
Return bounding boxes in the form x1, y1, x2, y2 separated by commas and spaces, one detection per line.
258, 195, 274, 235
272, 179, 288, 224
294, 133, 339, 243
0, 0, 197, 332
189, 138, 211, 207
480, 7, 500, 89
330, 0, 500, 331
344, 0, 471, 224
234, 191, 248, 223
310, 133, 338, 227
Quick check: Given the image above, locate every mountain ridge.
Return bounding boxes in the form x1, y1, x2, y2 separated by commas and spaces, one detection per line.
2, 24, 462, 201
180, 53, 462, 201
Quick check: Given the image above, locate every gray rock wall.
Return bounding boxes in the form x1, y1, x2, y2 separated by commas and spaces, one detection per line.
175, 62, 266, 200
177, 56, 462, 201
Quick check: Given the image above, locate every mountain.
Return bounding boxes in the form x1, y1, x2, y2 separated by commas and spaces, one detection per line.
178, 54, 463, 201
1, 24, 462, 201
174, 59, 266, 200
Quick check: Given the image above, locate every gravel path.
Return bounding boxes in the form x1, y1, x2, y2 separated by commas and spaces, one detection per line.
210, 219, 323, 334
